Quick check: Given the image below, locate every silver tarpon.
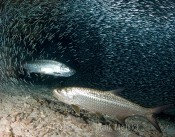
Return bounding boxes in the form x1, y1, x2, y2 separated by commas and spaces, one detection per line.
53, 87, 173, 133
23, 60, 76, 77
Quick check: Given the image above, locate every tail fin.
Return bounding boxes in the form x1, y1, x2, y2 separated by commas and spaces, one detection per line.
146, 104, 174, 133
151, 104, 174, 115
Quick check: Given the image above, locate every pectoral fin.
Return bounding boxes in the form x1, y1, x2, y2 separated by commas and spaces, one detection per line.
95, 112, 102, 117
71, 104, 80, 116
110, 124, 116, 131
116, 116, 126, 125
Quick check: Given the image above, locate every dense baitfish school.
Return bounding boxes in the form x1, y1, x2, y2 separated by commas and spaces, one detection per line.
1, 0, 175, 136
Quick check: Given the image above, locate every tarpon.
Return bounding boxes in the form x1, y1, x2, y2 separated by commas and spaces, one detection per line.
53, 87, 173, 133
23, 60, 76, 77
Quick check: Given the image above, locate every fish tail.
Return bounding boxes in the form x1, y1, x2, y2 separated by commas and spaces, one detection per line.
146, 104, 174, 133
151, 104, 174, 115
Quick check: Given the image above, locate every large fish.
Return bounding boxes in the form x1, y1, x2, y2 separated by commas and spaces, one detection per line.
23, 60, 76, 77
53, 87, 173, 133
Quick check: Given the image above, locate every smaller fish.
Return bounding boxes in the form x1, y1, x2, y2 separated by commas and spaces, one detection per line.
53, 87, 173, 133
23, 60, 76, 77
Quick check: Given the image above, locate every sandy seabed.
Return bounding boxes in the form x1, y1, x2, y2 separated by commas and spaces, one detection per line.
0, 87, 175, 137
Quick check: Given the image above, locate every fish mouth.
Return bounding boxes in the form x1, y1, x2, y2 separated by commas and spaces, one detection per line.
53, 89, 63, 100
62, 69, 76, 77
53, 89, 61, 96
53, 70, 75, 77
69, 69, 76, 76
53, 89, 62, 94
53, 89, 57, 96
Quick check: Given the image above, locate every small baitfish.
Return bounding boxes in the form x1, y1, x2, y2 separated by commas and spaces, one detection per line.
53, 87, 173, 133
23, 60, 76, 77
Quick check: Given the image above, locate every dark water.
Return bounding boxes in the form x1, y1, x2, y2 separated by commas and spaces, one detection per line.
0, 0, 175, 115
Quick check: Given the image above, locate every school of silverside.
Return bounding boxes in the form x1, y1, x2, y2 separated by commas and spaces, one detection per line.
53, 87, 173, 133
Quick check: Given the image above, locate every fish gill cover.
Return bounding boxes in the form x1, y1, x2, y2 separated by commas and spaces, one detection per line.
0, 0, 175, 115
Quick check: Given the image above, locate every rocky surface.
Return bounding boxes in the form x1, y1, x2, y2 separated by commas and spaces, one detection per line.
1, 0, 175, 116
0, 90, 174, 137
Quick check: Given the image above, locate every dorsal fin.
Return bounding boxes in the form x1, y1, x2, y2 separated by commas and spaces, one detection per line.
116, 115, 127, 125
107, 88, 124, 96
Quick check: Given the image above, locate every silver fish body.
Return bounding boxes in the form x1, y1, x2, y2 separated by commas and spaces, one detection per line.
53, 87, 172, 133
23, 60, 75, 77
